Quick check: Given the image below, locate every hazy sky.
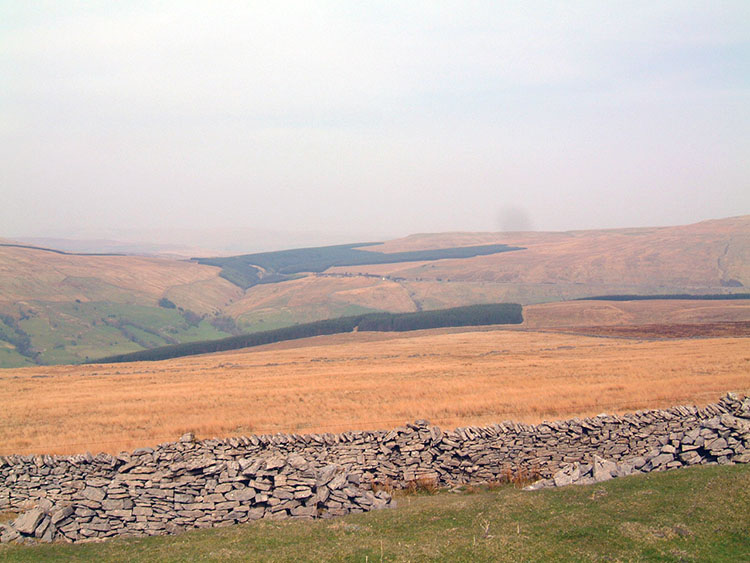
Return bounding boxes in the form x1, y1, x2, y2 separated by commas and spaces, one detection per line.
2, 1, 748, 247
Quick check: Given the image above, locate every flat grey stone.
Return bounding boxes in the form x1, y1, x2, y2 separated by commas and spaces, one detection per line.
1, 525, 21, 543
13, 508, 45, 535
650, 453, 674, 467
225, 488, 255, 502
82, 487, 106, 502
592, 456, 618, 482
102, 498, 133, 511
553, 464, 580, 487
50, 505, 74, 525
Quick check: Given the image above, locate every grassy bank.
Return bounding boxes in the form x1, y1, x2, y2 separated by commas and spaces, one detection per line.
2, 463, 748, 562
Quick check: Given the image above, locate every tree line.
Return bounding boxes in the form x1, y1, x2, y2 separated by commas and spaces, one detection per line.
577, 293, 750, 301
93, 303, 523, 364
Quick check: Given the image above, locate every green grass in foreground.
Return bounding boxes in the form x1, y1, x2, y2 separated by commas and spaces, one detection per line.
1, 464, 748, 562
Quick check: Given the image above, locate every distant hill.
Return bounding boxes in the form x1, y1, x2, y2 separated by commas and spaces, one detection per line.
329, 215, 750, 291
0, 215, 747, 367
194, 242, 522, 289
13, 237, 226, 258
0, 244, 242, 367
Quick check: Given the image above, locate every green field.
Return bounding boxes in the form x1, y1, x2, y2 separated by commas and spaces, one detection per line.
1, 464, 747, 561
0, 302, 236, 367
0, 345, 34, 368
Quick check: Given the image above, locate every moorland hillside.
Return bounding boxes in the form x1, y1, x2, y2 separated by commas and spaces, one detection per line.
329, 215, 750, 291
0, 216, 747, 367
227, 215, 749, 326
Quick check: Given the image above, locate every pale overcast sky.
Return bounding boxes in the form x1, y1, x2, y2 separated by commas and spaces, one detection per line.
1, 1, 748, 247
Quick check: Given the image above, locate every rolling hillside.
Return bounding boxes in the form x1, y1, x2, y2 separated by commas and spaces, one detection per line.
0, 216, 747, 367
328, 215, 750, 292
0, 245, 242, 366
225, 215, 750, 329
523, 298, 750, 328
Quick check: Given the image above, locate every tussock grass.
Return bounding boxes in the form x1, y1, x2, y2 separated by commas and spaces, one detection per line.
402, 477, 440, 496
1, 463, 748, 561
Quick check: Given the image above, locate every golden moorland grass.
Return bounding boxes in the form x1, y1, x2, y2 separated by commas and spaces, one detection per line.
1, 328, 748, 456
358, 215, 750, 288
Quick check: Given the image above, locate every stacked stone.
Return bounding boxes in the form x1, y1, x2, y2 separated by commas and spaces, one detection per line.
1, 393, 748, 544
526, 404, 750, 491
0, 451, 391, 544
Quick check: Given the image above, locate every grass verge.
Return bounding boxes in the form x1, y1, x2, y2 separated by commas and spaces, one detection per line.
1, 464, 748, 562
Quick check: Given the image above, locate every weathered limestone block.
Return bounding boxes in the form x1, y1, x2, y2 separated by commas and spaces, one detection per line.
553, 464, 581, 487
13, 508, 45, 535
225, 488, 255, 502
81, 487, 105, 502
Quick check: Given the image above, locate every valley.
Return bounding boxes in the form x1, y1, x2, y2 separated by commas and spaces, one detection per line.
0, 216, 748, 367
3, 5, 747, 556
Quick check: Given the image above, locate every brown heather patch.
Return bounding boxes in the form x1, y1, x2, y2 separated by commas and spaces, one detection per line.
500, 466, 542, 488
402, 477, 440, 496
0, 328, 748, 455
551, 321, 750, 339
522, 299, 750, 329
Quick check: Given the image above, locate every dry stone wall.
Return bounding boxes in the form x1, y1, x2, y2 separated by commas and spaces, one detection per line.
1, 393, 748, 544
0, 451, 392, 544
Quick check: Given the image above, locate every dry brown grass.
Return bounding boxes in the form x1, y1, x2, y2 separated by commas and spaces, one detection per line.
552, 322, 750, 339
1, 328, 749, 456
329, 216, 750, 293
226, 274, 418, 318
499, 466, 542, 488
401, 477, 440, 496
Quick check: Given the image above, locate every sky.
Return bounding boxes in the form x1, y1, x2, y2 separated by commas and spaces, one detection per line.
1, 1, 748, 250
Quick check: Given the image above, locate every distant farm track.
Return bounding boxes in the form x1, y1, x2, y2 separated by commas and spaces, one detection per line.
1, 328, 748, 455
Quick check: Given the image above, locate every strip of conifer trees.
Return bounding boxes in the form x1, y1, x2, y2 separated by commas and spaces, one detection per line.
93, 303, 523, 364
577, 293, 749, 301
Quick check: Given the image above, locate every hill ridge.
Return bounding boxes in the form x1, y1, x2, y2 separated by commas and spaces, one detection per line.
1, 215, 747, 367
